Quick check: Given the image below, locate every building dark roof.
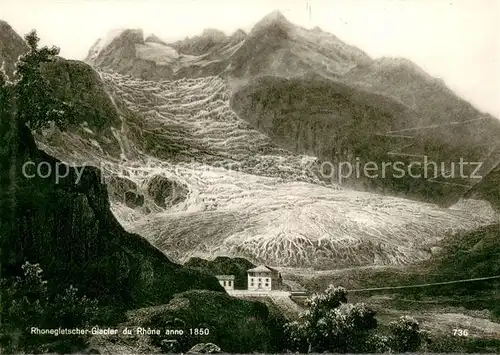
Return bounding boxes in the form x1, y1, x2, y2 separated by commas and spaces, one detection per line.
247, 265, 271, 273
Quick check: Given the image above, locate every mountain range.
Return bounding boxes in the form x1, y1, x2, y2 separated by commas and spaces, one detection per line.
83, 11, 500, 205
1, 11, 499, 270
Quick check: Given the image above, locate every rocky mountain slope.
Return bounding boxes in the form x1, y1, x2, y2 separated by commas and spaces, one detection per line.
0, 20, 28, 78
35, 71, 497, 269
84, 12, 500, 208
228, 13, 500, 205
465, 163, 500, 210
228, 11, 371, 79
85, 26, 247, 81
2, 14, 498, 270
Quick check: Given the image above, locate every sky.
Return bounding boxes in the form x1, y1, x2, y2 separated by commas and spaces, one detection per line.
1, 0, 499, 118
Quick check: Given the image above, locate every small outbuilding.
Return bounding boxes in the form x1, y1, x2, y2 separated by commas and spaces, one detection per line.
215, 275, 235, 291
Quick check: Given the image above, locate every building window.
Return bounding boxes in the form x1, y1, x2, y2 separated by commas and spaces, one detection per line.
223, 281, 226, 286
228, 281, 232, 286
265, 283, 269, 287
259, 278, 262, 281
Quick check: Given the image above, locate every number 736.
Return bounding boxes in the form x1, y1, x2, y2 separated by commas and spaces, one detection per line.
453, 329, 469, 336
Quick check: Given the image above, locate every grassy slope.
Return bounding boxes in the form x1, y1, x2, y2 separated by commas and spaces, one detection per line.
292, 223, 500, 318
230, 75, 488, 206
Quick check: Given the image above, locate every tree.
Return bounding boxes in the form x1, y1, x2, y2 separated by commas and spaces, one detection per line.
284, 285, 378, 353
6, 262, 48, 328
51, 285, 99, 329
365, 334, 392, 353
389, 315, 424, 352
0, 61, 12, 115
304, 284, 347, 319
2, 262, 99, 353
1, 262, 49, 352
11, 30, 75, 131
0, 61, 8, 87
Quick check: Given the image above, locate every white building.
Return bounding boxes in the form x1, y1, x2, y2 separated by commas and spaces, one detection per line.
215, 275, 235, 291
247, 265, 273, 291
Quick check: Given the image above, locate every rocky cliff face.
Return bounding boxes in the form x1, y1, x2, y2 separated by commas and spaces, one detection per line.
465, 164, 500, 211
0, 22, 123, 159
0, 20, 28, 78
42, 58, 121, 130
171, 28, 234, 56
86, 29, 176, 81
85, 27, 248, 81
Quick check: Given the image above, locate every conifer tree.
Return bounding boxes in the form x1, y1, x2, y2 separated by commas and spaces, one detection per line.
13, 30, 75, 131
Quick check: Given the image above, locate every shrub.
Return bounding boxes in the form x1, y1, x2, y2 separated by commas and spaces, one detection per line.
1, 262, 100, 353
365, 334, 392, 353
285, 285, 378, 353
388, 315, 423, 352
284, 284, 425, 353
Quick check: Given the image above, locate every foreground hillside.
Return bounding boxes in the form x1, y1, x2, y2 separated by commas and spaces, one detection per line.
86, 290, 286, 353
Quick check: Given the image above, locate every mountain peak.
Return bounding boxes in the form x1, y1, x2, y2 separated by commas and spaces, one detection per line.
201, 28, 227, 41
230, 28, 247, 42
249, 10, 293, 37
256, 10, 291, 27
85, 28, 143, 63
145, 33, 167, 46
263, 10, 288, 22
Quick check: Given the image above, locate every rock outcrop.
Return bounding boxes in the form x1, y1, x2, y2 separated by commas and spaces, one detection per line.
187, 342, 221, 354
146, 175, 188, 208
0, 20, 29, 78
